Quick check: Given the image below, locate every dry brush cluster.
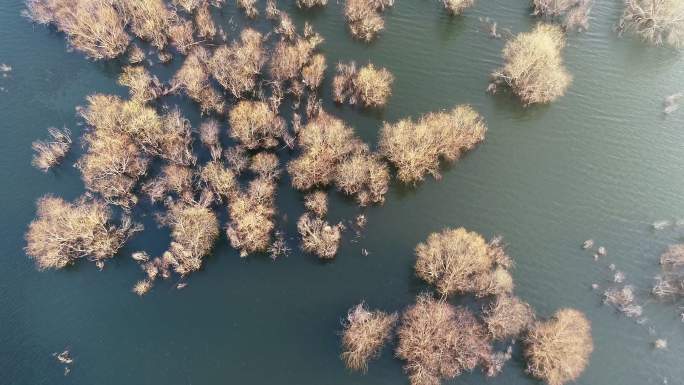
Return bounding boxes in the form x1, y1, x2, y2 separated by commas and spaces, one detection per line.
652, 244, 684, 298
332, 62, 394, 108
620, 0, 684, 48
344, 0, 394, 42
532, 0, 593, 31
442, 0, 475, 16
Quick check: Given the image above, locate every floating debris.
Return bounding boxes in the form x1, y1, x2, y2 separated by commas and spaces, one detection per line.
614, 271, 625, 283
652, 220, 671, 230
582, 239, 594, 249
0, 63, 11, 72
663, 92, 683, 115
361, 248, 369, 256
95, 260, 104, 270
591, 283, 599, 290
355, 214, 367, 228
604, 286, 642, 318
654, 338, 668, 349
597, 246, 607, 257
176, 282, 188, 290
54, 349, 73, 365
131, 251, 150, 262
608, 263, 616, 271
64, 366, 70, 376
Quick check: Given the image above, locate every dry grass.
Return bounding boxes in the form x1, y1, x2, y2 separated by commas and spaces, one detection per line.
297, 213, 343, 258
344, 0, 394, 42
341, 302, 398, 372
172, 47, 225, 114
25, 195, 139, 270
442, 0, 474, 15
491, 23, 571, 105
379, 105, 487, 184
161, 202, 220, 275
333, 62, 393, 107
209, 29, 265, 98
414, 228, 513, 297
229, 100, 285, 149
302, 54, 326, 90
483, 295, 535, 340
26, 0, 130, 60
32, 127, 72, 172
620, 0, 684, 47
304, 190, 328, 217
532, 0, 592, 31
227, 177, 277, 256
396, 294, 493, 385
524, 309, 593, 385
118, 66, 161, 103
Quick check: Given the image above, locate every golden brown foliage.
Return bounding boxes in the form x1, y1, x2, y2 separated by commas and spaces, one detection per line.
228, 100, 285, 149
25, 195, 139, 270
483, 295, 535, 340
31, 127, 72, 172
341, 302, 398, 372
524, 309, 593, 385
621, 0, 684, 47
414, 228, 513, 297
333, 62, 393, 107
118, 66, 161, 103
209, 29, 265, 98
344, 0, 393, 42
162, 202, 220, 275
379, 105, 486, 184
304, 190, 328, 217
26, 0, 130, 60
442, 0, 474, 15
396, 294, 493, 385
227, 177, 277, 256
491, 24, 571, 105
302, 54, 326, 90
297, 213, 343, 259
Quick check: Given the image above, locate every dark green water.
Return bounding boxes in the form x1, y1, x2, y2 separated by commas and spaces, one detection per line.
2, 1, 684, 384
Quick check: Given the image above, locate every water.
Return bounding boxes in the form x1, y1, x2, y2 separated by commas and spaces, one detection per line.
1, 0, 684, 384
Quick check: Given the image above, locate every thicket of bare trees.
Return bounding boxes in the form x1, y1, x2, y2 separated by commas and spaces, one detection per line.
333, 62, 394, 108
161, 202, 220, 275
297, 213, 343, 258
341, 302, 397, 371
532, 0, 593, 31
483, 295, 535, 340
118, 66, 162, 103
620, 0, 684, 47
209, 29, 265, 98
414, 228, 513, 297
524, 309, 593, 385
31, 127, 72, 172
25, 195, 140, 270
344, 0, 394, 41
227, 176, 277, 256
379, 105, 487, 184
172, 47, 225, 114
490, 24, 571, 105
228, 100, 286, 149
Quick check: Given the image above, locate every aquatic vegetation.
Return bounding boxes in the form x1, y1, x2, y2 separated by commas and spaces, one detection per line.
127, 44, 146, 63
25, 0, 130, 60
118, 66, 162, 103
142, 164, 194, 203
304, 190, 328, 217
332, 62, 394, 108
209, 29, 266, 99
335, 150, 390, 206
603, 286, 642, 318
228, 100, 286, 149
224, 146, 250, 174
396, 294, 493, 385
490, 23, 571, 105
297, 213, 343, 258
133, 279, 153, 296
199, 160, 238, 203
442, 0, 475, 15
171, 47, 225, 114
31, 127, 72, 172
379, 105, 487, 184
483, 295, 535, 340
161, 202, 220, 275
524, 309, 593, 385
25, 195, 140, 270
344, 0, 394, 42
660, 244, 684, 267
341, 302, 397, 372
620, 0, 684, 47
532, 0, 593, 31
227, 177, 277, 256
269, 35, 321, 84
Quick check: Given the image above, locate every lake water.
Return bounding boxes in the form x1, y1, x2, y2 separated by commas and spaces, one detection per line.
1, 0, 684, 384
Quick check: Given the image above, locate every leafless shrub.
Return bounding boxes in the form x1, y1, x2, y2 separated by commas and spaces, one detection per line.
482, 347, 513, 377
483, 295, 535, 340
25, 0, 130, 60
116, 0, 174, 49
171, 47, 224, 114
297, 0, 327, 8
490, 24, 571, 105
379, 105, 487, 184
302, 54, 326, 90
224, 146, 250, 174
229, 100, 285, 149
142, 164, 194, 203
158, 108, 196, 165
172, 0, 202, 12
25, 195, 140, 270
297, 213, 343, 258
199, 119, 222, 159
341, 302, 397, 372
276, 12, 297, 40
265, 0, 279, 19
660, 244, 684, 267
344, 0, 393, 42
118, 66, 161, 103
199, 160, 238, 202
168, 17, 196, 55
304, 190, 328, 217
237, 0, 259, 18
250, 152, 281, 180
396, 294, 493, 385
603, 286, 642, 318
620, 0, 684, 47
132, 279, 153, 296
333, 62, 393, 107
415, 228, 513, 297
32, 127, 72, 172
194, 2, 216, 38
227, 177, 277, 256
209, 29, 265, 98
524, 309, 593, 385
442, 0, 475, 15
161, 202, 220, 275
335, 150, 389, 206
128, 43, 146, 63
270, 34, 322, 84
532, 0, 593, 31
652, 274, 684, 298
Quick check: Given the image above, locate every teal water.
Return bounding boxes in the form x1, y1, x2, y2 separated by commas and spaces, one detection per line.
1, 1, 684, 384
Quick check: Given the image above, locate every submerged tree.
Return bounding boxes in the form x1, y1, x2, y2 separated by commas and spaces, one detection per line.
490, 23, 571, 105
297, 213, 343, 258
209, 29, 266, 98
620, 0, 684, 47
228, 100, 286, 149
227, 177, 277, 256
25, 195, 139, 270
297, 0, 327, 8
341, 302, 398, 372
379, 105, 487, 184
442, 0, 475, 15
25, 0, 130, 60
118, 66, 162, 103
171, 47, 225, 114
524, 309, 593, 385
116, 0, 175, 49
396, 294, 493, 385
332, 62, 394, 108
344, 0, 394, 42
161, 202, 220, 275
31, 127, 72, 172
532, 0, 593, 31
483, 295, 535, 340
